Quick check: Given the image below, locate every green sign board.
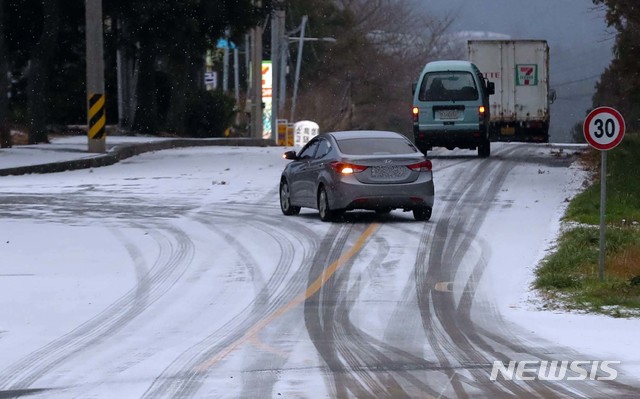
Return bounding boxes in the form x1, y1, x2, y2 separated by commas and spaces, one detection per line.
516, 64, 538, 86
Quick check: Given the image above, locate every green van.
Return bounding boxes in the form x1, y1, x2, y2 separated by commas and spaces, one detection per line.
412, 60, 495, 157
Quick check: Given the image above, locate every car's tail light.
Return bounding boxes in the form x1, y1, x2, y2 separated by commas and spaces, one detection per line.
408, 160, 432, 172
412, 106, 419, 123
330, 161, 367, 174
479, 106, 486, 117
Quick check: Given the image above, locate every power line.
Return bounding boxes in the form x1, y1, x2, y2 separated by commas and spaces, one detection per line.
552, 73, 602, 88
555, 93, 594, 101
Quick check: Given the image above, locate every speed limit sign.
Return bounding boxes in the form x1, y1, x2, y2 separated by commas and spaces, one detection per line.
583, 106, 625, 150
582, 106, 626, 282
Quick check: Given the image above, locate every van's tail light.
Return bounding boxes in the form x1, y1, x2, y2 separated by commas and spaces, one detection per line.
479, 106, 486, 117
330, 161, 367, 174
408, 160, 432, 172
412, 107, 419, 123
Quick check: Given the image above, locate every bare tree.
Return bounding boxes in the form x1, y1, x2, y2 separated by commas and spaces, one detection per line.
294, 0, 457, 133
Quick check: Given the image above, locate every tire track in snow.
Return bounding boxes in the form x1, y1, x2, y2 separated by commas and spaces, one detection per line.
0, 222, 195, 394
413, 144, 639, 398
139, 209, 328, 398
306, 224, 444, 398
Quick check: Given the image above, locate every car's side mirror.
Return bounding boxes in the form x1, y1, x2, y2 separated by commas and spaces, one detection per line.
549, 88, 557, 104
412, 83, 417, 95
487, 81, 495, 96
283, 150, 298, 160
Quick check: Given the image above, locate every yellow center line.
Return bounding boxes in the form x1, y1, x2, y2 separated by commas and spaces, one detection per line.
197, 222, 380, 371
248, 336, 290, 358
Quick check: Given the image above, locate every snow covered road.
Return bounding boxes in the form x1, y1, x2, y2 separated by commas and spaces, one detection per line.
1, 143, 638, 398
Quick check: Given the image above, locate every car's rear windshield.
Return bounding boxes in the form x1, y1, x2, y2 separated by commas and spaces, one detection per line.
419, 71, 479, 102
336, 137, 419, 155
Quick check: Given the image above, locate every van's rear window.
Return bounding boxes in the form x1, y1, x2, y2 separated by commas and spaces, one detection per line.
336, 138, 419, 155
419, 72, 479, 102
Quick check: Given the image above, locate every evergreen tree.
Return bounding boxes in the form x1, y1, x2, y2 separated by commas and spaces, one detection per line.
105, 0, 267, 134
592, 0, 640, 129
0, 0, 10, 147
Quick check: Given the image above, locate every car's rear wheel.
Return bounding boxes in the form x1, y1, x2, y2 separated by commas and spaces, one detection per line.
280, 180, 300, 215
413, 206, 432, 221
318, 186, 340, 222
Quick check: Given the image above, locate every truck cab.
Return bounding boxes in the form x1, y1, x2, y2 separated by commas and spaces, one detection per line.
412, 60, 494, 157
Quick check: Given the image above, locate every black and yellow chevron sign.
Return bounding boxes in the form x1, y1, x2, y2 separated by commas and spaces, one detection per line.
88, 93, 106, 140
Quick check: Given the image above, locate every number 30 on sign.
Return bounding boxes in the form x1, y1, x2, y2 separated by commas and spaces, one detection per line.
583, 106, 626, 151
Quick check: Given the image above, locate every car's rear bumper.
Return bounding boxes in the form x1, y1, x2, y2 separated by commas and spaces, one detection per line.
328, 175, 435, 211
413, 127, 486, 150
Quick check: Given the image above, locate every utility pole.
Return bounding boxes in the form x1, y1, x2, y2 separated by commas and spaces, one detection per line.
250, 24, 263, 139
290, 16, 308, 124
278, 33, 287, 116
223, 31, 230, 92
271, 0, 285, 143
85, 0, 106, 153
234, 46, 240, 104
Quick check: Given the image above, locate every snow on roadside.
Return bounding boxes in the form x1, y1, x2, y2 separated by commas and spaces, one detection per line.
482, 154, 640, 380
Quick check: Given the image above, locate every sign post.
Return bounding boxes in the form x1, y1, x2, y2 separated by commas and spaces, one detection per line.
583, 106, 626, 281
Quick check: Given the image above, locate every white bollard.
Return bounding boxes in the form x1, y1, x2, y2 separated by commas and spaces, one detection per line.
293, 120, 320, 149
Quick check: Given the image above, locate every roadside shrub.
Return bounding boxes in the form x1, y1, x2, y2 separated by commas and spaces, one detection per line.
571, 121, 586, 143
184, 90, 236, 138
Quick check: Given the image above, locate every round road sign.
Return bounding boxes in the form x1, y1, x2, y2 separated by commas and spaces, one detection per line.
583, 106, 625, 150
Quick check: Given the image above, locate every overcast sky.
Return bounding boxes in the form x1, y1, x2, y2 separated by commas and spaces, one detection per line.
423, 0, 614, 142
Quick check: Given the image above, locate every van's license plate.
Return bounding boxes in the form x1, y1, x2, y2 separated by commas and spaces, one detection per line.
437, 109, 460, 120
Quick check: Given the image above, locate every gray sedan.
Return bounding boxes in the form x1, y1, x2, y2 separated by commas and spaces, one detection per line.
279, 130, 435, 221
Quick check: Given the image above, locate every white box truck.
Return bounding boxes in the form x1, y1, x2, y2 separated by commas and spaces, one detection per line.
468, 40, 553, 142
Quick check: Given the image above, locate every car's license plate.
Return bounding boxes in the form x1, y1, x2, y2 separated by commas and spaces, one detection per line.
437, 109, 460, 120
371, 166, 406, 178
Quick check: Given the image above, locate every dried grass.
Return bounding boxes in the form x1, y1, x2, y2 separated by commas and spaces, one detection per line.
608, 245, 640, 281
10, 130, 29, 145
